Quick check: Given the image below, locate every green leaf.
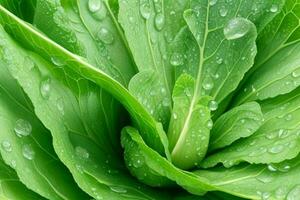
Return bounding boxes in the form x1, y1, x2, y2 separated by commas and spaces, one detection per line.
121, 127, 173, 188
0, 53, 88, 199
0, 6, 170, 199
0, 0, 36, 22
201, 88, 300, 168
34, 0, 136, 86
195, 158, 300, 200
209, 102, 264, 152
235, 0, 300, 104
176, 0, 285, 105
118, 0, 191, 125
0, 156, 45, 200
128, 70, 171, 127
121, 125, 300, 200
168, 74, 212, 169
121, 126, 214, 196
0, 4, 169, 157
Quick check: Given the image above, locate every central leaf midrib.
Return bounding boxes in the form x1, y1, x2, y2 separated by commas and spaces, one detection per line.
171, 3, 210, 156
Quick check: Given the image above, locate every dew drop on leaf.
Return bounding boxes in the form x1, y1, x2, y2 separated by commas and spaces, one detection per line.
216, 57, 223, 64
270, 4, 279, 13
202, 76, 214, 90
268, 144, 284, 154
140, 3, 151, 19
267, 164, 277, 172
75, 146, 90, 159
206, 119, 214, 129
1, 140, 12, 152
14, 119, 32, 137
88, 0, 101, 13
173, 113, 178, 120
22, 144, 35, 160
170, 52, 184, 66
98, 27, 114, 44
40, 77, 51, 99
209, 0, 218, 6
224, 18, 251, 40
109, 186, 127, 194
10, 160, 16, 169
208, 100, 218, 111
154, 13, 165, 31
219, 6, 228, 17
51, 56, 65, 67
56, 98, 65, 115
292, 68, 300, 78
287, 185, 300, 200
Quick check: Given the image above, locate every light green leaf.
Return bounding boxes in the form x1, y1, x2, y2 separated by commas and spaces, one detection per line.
201, 88, 300, 168
177, 0, 285, 105
0, 55, 88, 199
0, 156, 45, 200
168, 74, 211, 169
235, 0, 300, 104
121, 124, 300, 200
0, 6, 170, 199
34, 0, 136, 86
121, 126, 214, 196
195, 158, 300, 200
209, 102, 264, 152
0, 4, 169, 157
129, 70, 171, 127
118, 0, 191, 125
121, 127, 173, 188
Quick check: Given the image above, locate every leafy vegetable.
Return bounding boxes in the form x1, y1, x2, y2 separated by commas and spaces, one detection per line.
1, 0, 300, 200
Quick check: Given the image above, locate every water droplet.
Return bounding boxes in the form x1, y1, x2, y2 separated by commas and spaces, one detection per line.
224, 18, 251, 40
14, 119, 32, 137
154, 13, 165, 31
1, 140, 12, 152
267, 164, 277, 172
22, 144, 35, 160
219, 6, 228, 17
75, 146, 89, 159
216, 57, 223, 64
88, 0, 101, 13
261, 191, 271, 200
292, 68, 300, 78
184, 88, 192, 97
266, 130, 278, 139
98, 27, 114, 44
24, 56, 35, 71
140, 3, 151, 19
278, 129, 289, 138
270, 4, 279, 13
51, 56, 65, 67
10, 161, 16, 169
208, 100, 218, 111
209, 0, 218, 6
110, 186, 127, 194
202, 76, 214, 90
287, 185, 300, 200
56, 98, 65, 115
170, 52, 184, 66
40, 77, 51, 99
285, 114, 293, 121
173, 113, 178, 120
268, 144, 284, 154
206, 120, 213, 129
